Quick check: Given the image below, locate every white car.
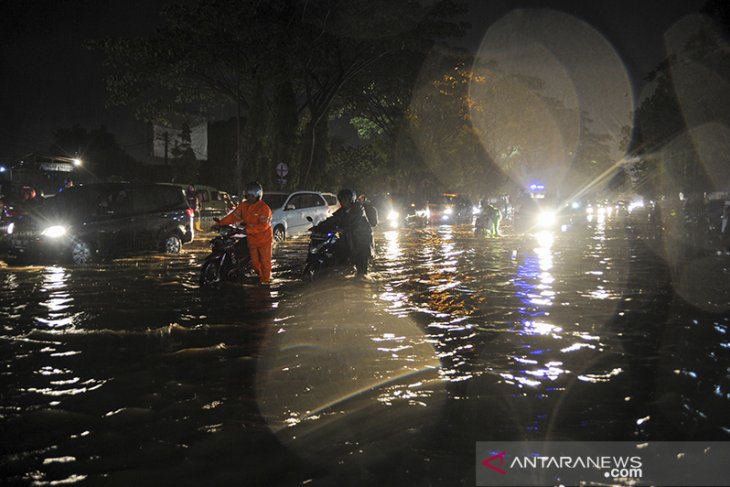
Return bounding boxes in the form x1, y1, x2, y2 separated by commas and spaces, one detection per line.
263, 191, 331, 242
321, 192, 340, 214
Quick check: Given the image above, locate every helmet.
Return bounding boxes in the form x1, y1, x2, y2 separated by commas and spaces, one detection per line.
337, 189, 356, 205
245, 181, 263, 200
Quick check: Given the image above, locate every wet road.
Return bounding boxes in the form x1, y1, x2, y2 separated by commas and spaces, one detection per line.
1, 214, 729, 486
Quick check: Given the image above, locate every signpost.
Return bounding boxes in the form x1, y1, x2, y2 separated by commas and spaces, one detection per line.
276, 163, 288, 189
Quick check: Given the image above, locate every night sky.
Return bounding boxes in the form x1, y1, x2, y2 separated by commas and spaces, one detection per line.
0, 0, 710, 162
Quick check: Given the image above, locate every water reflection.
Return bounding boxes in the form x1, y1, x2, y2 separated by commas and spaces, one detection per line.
0, 222, 728, 484
35, 266, 77, 330
255, 283, 445, 469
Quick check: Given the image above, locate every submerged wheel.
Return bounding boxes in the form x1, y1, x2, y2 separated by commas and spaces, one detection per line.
199, 260, 221, 285
71, 240, 93, 265
273, 225, 286, 243
302, 262, 320, 282
163, 234, 182, 254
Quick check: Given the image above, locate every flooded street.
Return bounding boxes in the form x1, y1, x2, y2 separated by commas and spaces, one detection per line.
2, 215, 729, 486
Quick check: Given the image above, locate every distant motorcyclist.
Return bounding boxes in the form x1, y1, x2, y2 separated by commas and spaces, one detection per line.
215, 181, 273, 285
475, 198, 501, 237
483, 199, 502, 236
316, 189, 374, 277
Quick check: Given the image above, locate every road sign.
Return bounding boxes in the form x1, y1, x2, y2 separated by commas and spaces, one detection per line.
276, 163, 288, 178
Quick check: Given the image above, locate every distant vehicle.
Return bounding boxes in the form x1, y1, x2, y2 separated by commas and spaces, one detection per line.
170, 184, 235, 225
427, 193, 473, 224
373, 193, 428, 229
7, 182, 194, 264
262, 190, 331, 242
193, 185, 235, 218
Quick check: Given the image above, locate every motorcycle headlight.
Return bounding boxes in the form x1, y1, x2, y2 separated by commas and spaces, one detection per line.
41, 225, 67, 238
536, 210, 557, 227
387, 210, 400, 229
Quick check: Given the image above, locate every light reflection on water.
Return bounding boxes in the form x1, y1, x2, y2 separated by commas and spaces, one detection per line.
0, 217, 728, 484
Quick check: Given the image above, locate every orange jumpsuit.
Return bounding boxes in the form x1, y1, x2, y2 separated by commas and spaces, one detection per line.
218, 199, 273, 284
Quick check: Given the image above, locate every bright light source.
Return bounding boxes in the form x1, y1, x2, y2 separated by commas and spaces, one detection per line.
571, 201, 580, 210
536, 209, 557, 227
444, 207, 453, 215
0, 166, 6, 173
72, 158, 82, 167
628, 200, 644, 212
387, 210, 399, 229
7, 223, 14, 235
472, 206, 482, 215
41, 225, 67, 238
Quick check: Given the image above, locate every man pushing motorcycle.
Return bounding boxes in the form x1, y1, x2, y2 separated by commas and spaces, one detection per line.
315, 188, 374, 278
214, 181, 273, 285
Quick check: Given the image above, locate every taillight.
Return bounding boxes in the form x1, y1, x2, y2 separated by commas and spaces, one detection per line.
186, 208, 195, 218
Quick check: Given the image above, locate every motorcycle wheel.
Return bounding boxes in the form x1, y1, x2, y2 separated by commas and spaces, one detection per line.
302, 262, 320, 282
199, 260, 222, 285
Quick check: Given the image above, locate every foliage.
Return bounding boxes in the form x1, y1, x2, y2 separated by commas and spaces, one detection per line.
96, 0, 466, 191
635, 9, 730, 194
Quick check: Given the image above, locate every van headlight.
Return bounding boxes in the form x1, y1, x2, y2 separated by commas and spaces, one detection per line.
41, 225, 67, 238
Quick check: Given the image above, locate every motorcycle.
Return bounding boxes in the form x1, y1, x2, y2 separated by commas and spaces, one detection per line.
199, 224, 253, 285
302, 217, 340, 282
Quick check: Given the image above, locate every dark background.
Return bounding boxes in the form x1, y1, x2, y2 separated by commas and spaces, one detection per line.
0, 0, 709, 162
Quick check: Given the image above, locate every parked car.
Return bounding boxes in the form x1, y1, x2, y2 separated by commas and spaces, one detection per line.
427, 193, 473, 224
321, 192, 339, 213
7, 182, 194, 264
262, 190, 331, 241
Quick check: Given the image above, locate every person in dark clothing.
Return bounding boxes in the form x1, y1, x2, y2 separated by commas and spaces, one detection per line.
316, 189, 374, 276
357, 193, 379, 228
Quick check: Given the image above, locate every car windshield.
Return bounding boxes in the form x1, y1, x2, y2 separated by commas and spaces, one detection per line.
263, 193, 288, 210
430, 194, 464, 205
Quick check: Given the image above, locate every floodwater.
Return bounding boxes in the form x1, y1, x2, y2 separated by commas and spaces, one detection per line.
1, 213, 729, 486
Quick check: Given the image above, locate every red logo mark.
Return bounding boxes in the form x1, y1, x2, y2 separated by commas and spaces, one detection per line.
482, 451, 507, 475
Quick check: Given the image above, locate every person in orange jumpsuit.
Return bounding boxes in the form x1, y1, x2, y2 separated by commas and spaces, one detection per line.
215, 181, 273, 285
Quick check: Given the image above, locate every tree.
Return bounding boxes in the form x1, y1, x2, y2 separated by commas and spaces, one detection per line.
96, 0, 466, 192
635, 8, 730, 195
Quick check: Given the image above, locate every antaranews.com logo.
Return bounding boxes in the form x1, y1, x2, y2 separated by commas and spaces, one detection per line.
476, 442, 730, 486
481, 449, 642, 479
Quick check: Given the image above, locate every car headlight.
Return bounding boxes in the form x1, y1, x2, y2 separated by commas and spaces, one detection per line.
6, 223, 14, 235
444, 207, 453, 215
536, 210, 557, 227
41, 225, 67, 238
387, 210, 399, 221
